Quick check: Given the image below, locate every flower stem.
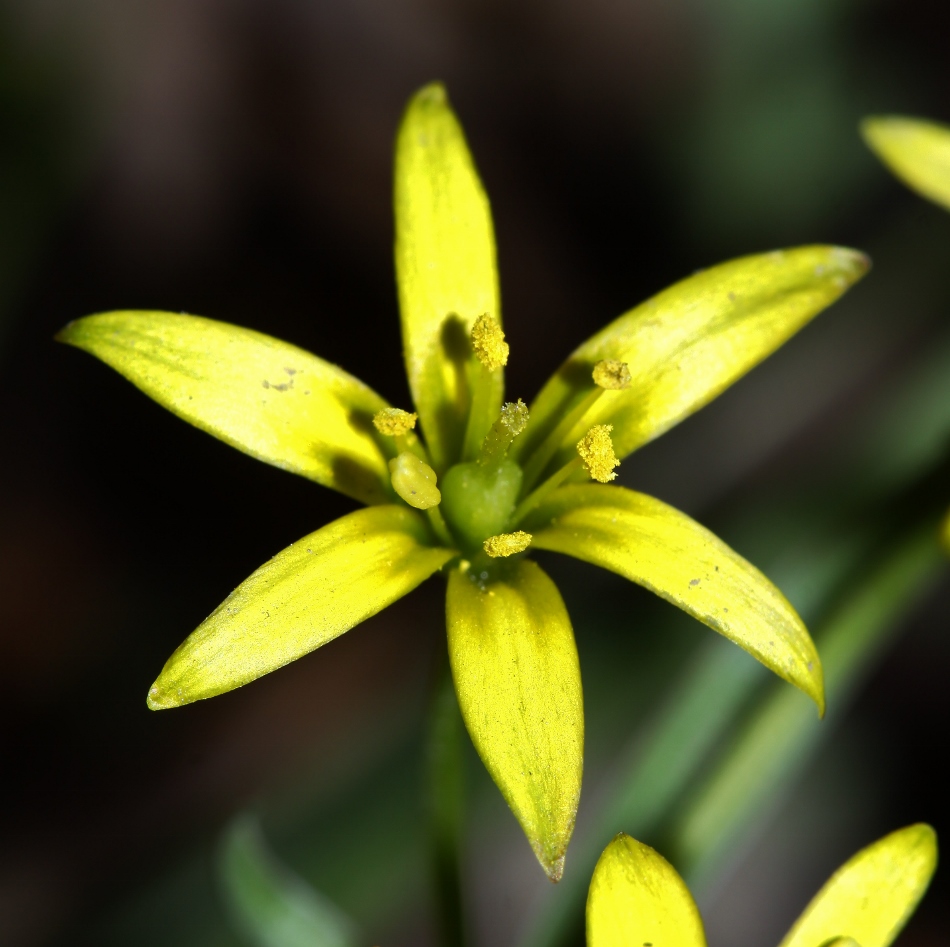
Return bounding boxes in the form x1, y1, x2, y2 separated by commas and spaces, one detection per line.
427, 655, 467, 947
518, 387, 604, 495
462, 364, 499, 462
427, 506, 457, 549
509, 457, 584, 527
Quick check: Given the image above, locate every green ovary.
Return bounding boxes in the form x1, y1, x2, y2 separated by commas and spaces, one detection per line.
440, 460, 523, 553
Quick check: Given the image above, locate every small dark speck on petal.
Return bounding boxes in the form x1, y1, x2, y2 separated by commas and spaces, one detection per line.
807, 660, 814, 670
689, 578, 700, 587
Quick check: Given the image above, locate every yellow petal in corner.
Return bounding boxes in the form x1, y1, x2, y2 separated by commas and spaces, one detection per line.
780, 824, 937, 947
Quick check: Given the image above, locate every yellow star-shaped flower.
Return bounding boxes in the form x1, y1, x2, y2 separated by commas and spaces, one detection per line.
588, 825, 937, 947
59, 82, 868, 880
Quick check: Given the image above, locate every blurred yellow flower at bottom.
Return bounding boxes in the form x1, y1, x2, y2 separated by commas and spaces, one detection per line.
588, 825, 937, 947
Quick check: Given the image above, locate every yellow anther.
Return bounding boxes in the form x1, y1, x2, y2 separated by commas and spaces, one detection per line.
592, 359, 632, 390
373, 407, 418, 436
389, 451, 441, 509
471, 314, 509, 371
577, 424, 619, 483
483, 531, 532, 558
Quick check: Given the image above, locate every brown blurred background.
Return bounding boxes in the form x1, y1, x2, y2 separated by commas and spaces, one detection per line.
1, 0, 949, 945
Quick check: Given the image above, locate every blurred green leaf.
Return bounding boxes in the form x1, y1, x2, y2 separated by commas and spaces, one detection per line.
218, 816, 357, 947
671, 524, 943, 887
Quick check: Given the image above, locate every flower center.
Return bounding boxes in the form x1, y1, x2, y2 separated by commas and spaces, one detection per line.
439, 458, 523, 553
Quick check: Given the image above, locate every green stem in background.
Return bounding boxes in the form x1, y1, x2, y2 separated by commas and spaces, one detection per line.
668, 523, 943, 889
427, 656, 468, 947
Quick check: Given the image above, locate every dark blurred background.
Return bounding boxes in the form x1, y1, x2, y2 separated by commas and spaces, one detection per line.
2, 0, 950, 945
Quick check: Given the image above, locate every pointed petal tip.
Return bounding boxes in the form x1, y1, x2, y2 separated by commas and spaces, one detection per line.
53, 321, 77, 344
542, 851, 566, 884
147, 681, 179, 711
830, 245, 872, 279
904, 822, 938, 854
413, 81, 447, 107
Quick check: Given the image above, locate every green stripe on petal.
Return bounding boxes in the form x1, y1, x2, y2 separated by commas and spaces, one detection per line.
395, 83, 503, 471
513, 246, 868, 480
148, 506, 454, 708
587, 834, 707, 947
58, 311, 394, 505
526, 484, 824, 713
446, 559, 582, 881
780, 825, 937, 947
862, 115, 950, 212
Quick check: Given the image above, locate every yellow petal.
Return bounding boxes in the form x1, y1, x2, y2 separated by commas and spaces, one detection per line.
513, 246, 868, 479
446, 559, 582, 880
780, 824, 937, 947
526, 484, 824, 712
587, 833, 707, 947
394, 82, 502, 470
148, 506, 454, 708
862, 115, 950, 212
58, 311, 393, 505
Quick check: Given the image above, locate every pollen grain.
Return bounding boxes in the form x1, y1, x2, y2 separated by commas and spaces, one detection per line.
471, 314, 509, 371
483, 531, 533, 558
373, 407, 418, 436
592, 359, 632, 390
577, 424, 619, 482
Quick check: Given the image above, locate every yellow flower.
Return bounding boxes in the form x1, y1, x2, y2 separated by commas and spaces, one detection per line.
587, 825, 937, 947
58, 82, 868, 880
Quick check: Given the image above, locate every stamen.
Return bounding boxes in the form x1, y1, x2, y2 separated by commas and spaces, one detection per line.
471, 314, 509, 371
592, 359, 631, 390
373, 407, 418, 436
479, 399, 528, 465
577, 425, 619, 482
483, 531, 532, 558
389, 451, 441, 509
